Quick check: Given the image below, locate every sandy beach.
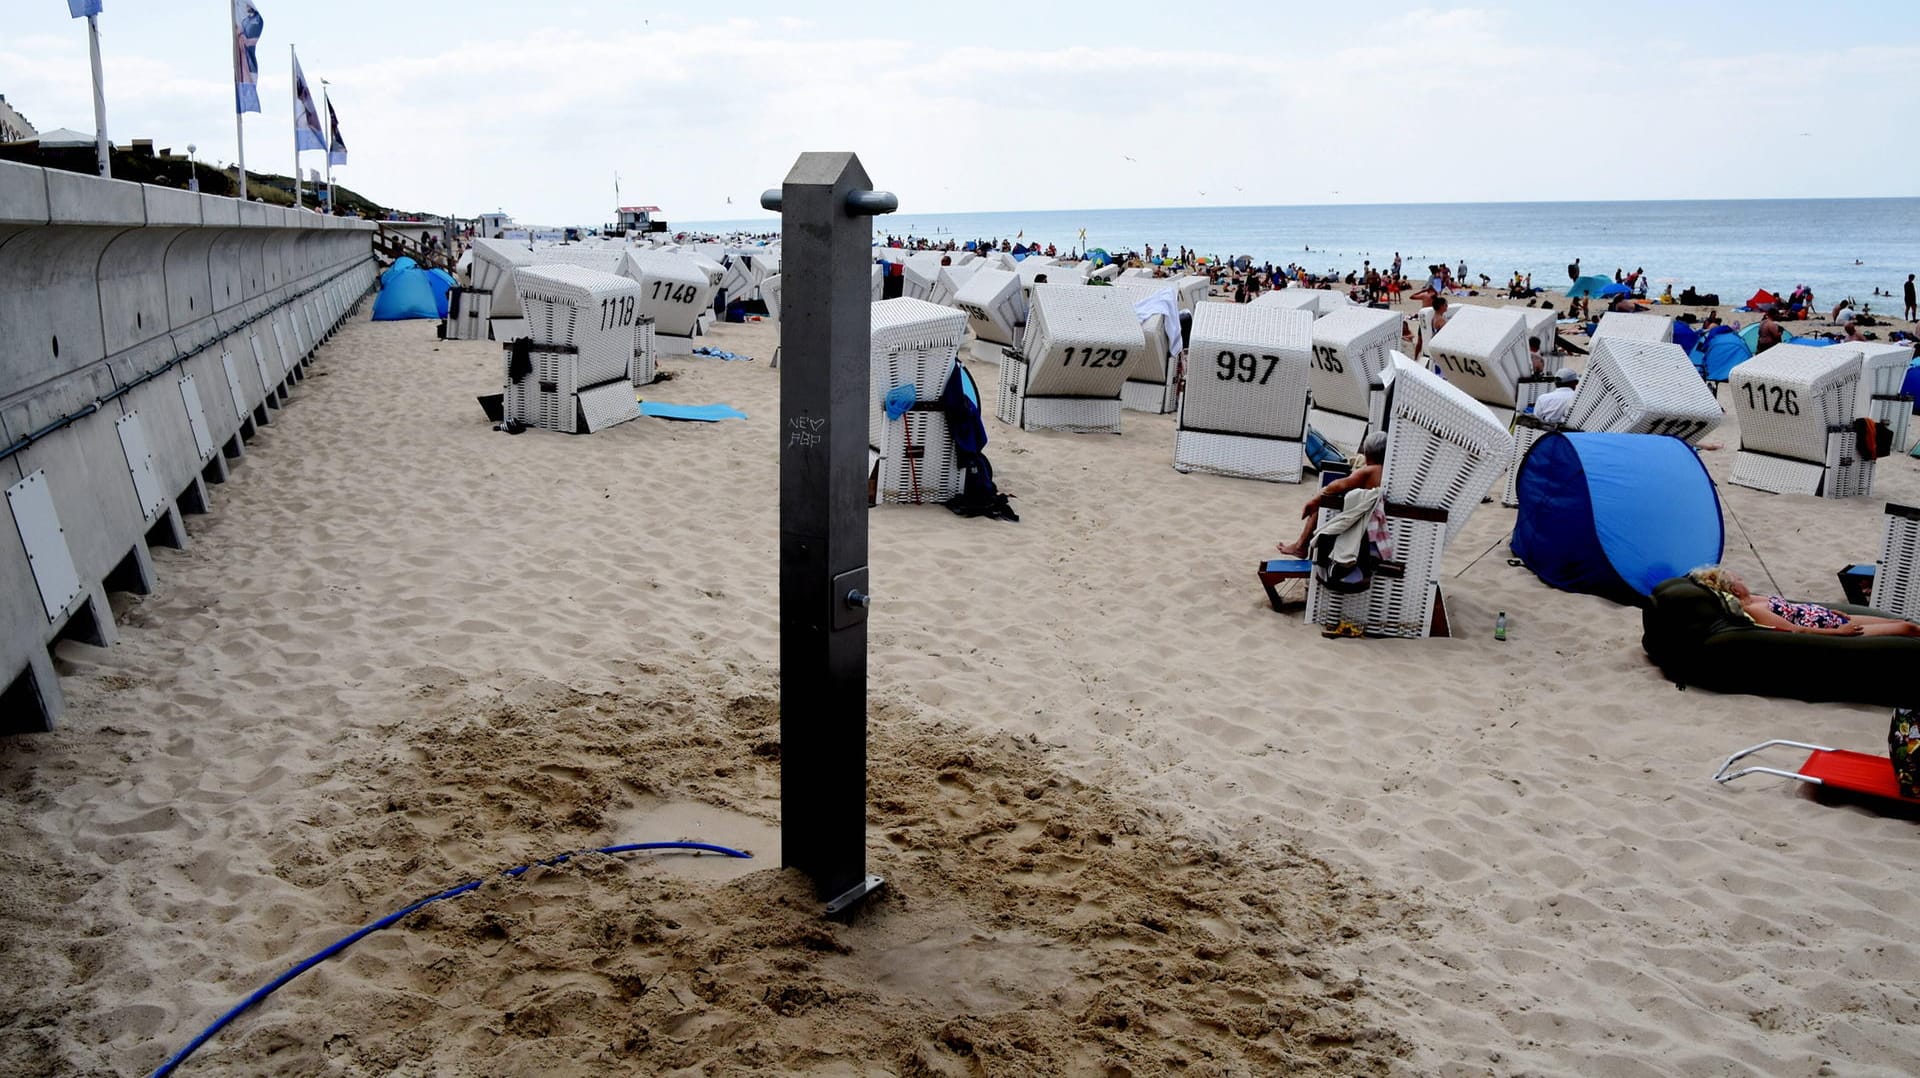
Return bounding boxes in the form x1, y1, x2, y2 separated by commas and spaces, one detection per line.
3, 296, 1918, 1076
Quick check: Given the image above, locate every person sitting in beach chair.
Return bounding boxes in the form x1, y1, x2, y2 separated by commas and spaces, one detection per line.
1688, 567, 1920, 637
1276, 433, 1387, 557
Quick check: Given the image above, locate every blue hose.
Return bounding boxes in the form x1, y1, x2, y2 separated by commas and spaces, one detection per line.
148, 840, 751, 1077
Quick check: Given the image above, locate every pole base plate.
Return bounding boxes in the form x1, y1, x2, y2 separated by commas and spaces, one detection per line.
824, 874, 884, 918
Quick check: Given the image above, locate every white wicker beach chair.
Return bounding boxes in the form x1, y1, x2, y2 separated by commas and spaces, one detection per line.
1170, 276, 1210, 312
998, 284, 1146, 433
1874, 502, 1920, 621
902, 252, 948, 302
1590, 311, 1674, 344
1505, 306, 1558, 358
1090, 264, 1121, 281
954, 267, 1027, 349
758, 275, 782, 322
1094, 281, 1184, 413
1564, 338, 1722, 442
630, 315, 658, 386
928, 262, 981, 308
617, 249, 717, 341
1174, 304, 1314, 481
504, 264, 641, 434
1845, 342, 1914, 453
871, 264, 884, 302
1424, 305, 1532, 426
868, 298, 970, 505
1307, 306, 1402, 453
1728, 343, 1867, 496
1254, 288, 1347, 316
468, 237, 538, 323
1305, 357, 1512, 637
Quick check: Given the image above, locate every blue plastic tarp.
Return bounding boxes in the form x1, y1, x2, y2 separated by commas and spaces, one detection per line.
371, 267, 440, 320
1511, 432, 1723, 603
639, 402, 748, 422
1903, 362, 1920, 412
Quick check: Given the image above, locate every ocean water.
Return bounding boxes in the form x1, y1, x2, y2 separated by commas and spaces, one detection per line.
682, 198, 1920, 310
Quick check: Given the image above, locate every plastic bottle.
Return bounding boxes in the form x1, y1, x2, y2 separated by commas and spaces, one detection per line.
1494, 611, 1508, 641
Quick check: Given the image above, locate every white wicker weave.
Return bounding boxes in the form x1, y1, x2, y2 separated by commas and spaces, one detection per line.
869, 298, 970, 503
759, 275, 782, 322
1590, 311, 1674, 344
1253, 288, 1347, 316
953, 267, 1027, 348
929, 263, 982, 308
1845, 342, 1914, 452
871, 264, 884, 302
1119, 312, 1179, 414
1305, 508, 1447, 638
468, 237, 538, 320
617, 249, 717, 338
1003, 284, 1147, 434
1728, 341, 1862, 464
1874, 502, 1920, 621
506, 264, 641, 434
1563, 338, 1723, 444
1307, 306, 1401, 443
443, 286, 492, 340
902, 252, 947, 301
1171, 276, 1209, 312
1424, 305, 1531, 421
630, 316, 658, 385
1380, 355, 1515, 544
1174, 304, 1313, 481
1505, 306, 1558, 358
1500, 416, 1551, 508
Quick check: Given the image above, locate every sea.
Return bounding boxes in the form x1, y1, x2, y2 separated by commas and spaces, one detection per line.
680, 198, 1920, 312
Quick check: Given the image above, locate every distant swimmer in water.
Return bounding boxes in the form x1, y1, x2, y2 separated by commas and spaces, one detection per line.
1855, 259, 1864, 265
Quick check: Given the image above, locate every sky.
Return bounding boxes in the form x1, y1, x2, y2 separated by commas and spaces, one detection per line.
5, 1, 1917, 225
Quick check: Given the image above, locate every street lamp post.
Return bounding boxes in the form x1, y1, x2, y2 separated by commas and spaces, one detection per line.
186, 144, 199, 193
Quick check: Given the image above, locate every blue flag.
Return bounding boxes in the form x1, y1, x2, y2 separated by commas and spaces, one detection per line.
292, 51, 325, 151
232, 1, 263, 114
326, 92, 348, 166
68, 0, 103, 16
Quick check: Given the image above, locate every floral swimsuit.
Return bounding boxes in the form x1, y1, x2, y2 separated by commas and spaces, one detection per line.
1766, 595, 1851, 629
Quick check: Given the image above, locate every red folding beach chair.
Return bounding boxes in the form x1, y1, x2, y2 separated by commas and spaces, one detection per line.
1713, 739, 1918, 805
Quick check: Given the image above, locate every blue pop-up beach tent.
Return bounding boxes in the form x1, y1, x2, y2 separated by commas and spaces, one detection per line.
1511, 432, 1724, 604
371, 262, 440, 321
1565, 275, 1617, 299
1689, 325, 1752, 380
427, 267, 456, 317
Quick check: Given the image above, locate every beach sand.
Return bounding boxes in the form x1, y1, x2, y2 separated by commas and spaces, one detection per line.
2, 301, 1917, 1076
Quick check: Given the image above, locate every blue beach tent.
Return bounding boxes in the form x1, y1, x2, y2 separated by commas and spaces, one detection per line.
1565, 275, 1617, 300
1690, 325, 1752, 380
427, 267, 457, 317
371, 264, 440, 321
1511, 432, 1724, 605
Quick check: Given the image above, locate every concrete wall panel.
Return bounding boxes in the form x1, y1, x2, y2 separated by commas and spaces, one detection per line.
97, 227, 185, 358
163, 227, 220, 333
46, 169, 145, 226
0, 225, 125, 400
0, 159, 51, 224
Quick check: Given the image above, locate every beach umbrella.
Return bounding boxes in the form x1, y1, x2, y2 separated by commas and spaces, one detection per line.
1565, 275, 1616, 299
1598, 282, 1631, 298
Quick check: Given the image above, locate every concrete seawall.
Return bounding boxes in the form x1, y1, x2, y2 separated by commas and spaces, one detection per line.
0, 159, 377, 732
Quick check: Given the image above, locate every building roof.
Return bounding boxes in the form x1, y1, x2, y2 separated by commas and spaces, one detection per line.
37, 127, 96, 147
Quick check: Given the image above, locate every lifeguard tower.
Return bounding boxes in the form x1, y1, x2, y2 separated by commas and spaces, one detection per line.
613, 205, 668, 236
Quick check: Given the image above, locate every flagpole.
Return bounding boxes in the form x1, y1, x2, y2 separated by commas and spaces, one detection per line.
86, 13, 110, 178
290, 44, 301, 209
236, 109, 248, 200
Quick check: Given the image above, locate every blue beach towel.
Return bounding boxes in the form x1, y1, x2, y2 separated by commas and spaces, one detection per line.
639, 402, 748, 422
690, 347, 751, 361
